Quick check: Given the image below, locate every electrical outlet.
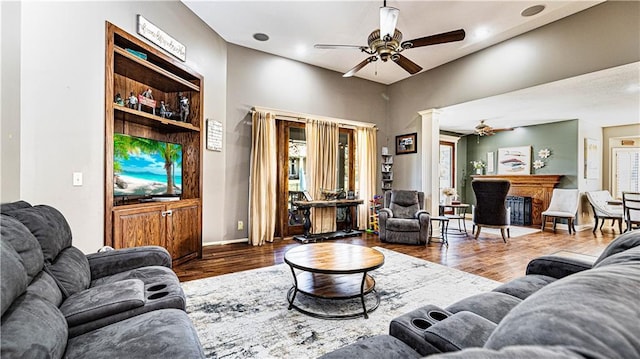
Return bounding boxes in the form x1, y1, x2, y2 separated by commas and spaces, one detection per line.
237, 221, 244, 231
72, 172, 83, 186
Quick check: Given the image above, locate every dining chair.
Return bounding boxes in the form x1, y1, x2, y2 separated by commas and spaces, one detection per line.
541, 189, 580, 234
585, 190, 623, 233
622, 192, 640, 232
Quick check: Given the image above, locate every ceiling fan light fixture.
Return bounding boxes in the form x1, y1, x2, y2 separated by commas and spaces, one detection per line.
380, 6, 399, 41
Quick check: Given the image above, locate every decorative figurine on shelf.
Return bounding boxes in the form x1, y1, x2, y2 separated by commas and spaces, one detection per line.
159, 101, 173, 119
127, 92, 138, 109
178, 93, 189, 122
114, 93, 124, 106
137, 88, 157, 115
141, 88, 154, 100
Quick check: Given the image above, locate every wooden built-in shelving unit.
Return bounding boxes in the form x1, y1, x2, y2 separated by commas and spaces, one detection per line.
104, 22, 203, 265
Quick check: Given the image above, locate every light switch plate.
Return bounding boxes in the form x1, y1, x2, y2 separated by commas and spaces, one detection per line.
73, 172, 83, 186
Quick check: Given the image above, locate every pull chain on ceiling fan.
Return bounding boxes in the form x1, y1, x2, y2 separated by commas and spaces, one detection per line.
315, 1, 466, 78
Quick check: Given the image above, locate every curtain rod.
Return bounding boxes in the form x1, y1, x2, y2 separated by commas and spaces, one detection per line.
251, 106, 378, 129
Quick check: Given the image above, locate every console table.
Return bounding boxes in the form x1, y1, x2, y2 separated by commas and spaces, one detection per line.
472, 175, 562, 225
292, 199, 364, 243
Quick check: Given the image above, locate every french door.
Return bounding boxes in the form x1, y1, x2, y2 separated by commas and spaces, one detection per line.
275, 120, 355, 238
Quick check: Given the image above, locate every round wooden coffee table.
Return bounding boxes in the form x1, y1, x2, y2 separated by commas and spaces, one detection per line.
284, 243, 385, 319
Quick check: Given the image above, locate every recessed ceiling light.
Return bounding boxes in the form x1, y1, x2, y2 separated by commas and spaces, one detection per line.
521, 5, 545, 17
474, 27, 491, 40
253, 33, 269, 42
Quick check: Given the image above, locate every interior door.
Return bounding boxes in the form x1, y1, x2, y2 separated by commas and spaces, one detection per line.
275, 122, 356, 237
276, 121, 307, 238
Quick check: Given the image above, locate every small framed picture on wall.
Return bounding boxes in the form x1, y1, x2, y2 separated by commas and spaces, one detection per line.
396, 133, 417, 155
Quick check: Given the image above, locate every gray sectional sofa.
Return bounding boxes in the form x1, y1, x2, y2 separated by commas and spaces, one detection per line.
320, 229, 640, 358
1, 201, 204, 358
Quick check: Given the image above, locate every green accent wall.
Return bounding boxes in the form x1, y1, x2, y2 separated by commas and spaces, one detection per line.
462, 120, 578, 205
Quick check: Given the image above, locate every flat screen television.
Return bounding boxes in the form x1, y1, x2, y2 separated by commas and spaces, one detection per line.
113, 134, 182, 199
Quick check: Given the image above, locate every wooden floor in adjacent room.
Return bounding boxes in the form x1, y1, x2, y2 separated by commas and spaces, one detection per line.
174, 225, 620, 283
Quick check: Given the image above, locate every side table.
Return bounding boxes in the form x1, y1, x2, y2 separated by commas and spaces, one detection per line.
429, 216, 449, 246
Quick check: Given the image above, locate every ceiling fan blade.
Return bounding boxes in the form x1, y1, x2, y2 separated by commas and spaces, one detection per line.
314, 44, 365, 50
392, 54, 423, 75
493, 128, 514, 132
402, 29, 466, 49
380, 6, 399, 40
343, 56, 377, 77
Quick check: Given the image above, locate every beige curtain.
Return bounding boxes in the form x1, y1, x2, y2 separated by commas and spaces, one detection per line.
248, 111, 277, 246
306, 119, 339, 233
356, 127, 378, 230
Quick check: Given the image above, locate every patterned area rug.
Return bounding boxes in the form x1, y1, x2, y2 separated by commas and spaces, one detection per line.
182, 247, 500, 359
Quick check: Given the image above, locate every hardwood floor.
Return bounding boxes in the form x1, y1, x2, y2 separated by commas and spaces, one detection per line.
174, 226, 619, 283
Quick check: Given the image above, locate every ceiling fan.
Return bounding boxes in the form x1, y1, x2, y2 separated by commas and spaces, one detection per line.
474, 120, 514, 136
314, 1, 466, 78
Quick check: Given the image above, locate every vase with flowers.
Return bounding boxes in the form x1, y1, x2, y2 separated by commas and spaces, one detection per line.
442, 187, 457, 205
471, 160, 486, 175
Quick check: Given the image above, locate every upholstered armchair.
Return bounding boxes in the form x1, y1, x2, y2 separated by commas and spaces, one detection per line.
585, 190, 623, 233
471, 179, 511, 242
541, 189, 580, 234
378, 190, 430, 245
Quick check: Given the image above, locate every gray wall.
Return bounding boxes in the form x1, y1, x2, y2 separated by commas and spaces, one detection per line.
225, 44, 388, 241
388, 1, 640, 189
4, 1, 639, 250
1, 2, 21, 202
463, 120, 579, 205
13, 1, 227, 253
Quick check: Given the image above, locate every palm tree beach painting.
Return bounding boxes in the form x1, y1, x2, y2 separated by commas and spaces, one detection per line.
114, 134, 182, 197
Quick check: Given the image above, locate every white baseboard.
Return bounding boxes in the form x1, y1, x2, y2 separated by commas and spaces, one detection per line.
203, 238, 249, 247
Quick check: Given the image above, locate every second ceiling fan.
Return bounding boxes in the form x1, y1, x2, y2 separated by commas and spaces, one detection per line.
315, 1, 466, 77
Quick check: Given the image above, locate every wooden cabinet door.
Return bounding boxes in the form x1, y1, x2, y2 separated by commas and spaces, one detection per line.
166, 199, 201, 262
113, 204, 166, 249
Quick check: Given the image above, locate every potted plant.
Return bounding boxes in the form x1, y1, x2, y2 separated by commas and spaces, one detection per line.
471, 160, 486, 175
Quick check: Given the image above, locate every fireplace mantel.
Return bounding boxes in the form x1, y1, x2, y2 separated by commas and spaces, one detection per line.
471, 175, 562, 225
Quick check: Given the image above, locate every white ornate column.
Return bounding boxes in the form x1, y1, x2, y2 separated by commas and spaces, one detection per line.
418, 109, 442, 215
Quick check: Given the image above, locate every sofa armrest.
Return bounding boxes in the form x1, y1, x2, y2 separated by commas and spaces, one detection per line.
60, 279, 145, 327
87, 246, 172, 280
525, 255, 593, 279
425, 311, 497, 352
379, 208, 393, 218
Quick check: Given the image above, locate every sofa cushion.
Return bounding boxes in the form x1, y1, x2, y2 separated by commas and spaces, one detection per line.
0, 200, 32, 214
60, 279, 145, 327
594, 246, 640, 268
26, 271, 63, 308
0, 292, 68, 359
64, 309, 204, 359
428, 345, 587, 358
389, 191, 420, 219
492, 274, 557, 300
1, 215, 44, 282
446, 292, 522, 324
318, 335, 422, 359
47, 246, 91, 297
5, 205, 72, 263
485, 263, 640, 358
386, 218, 421, 232
594, 229, 640, 265
1, 239, 28, 316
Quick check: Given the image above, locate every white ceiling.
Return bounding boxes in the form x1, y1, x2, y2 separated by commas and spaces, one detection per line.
440, 61, 640, 134
183, 0, 601, 85
182, 1, 639, 132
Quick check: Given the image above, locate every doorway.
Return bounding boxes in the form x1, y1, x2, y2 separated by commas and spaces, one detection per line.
275, 120, 355, 238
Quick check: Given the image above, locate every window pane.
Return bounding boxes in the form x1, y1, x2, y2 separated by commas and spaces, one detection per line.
288, 127, 306, 226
